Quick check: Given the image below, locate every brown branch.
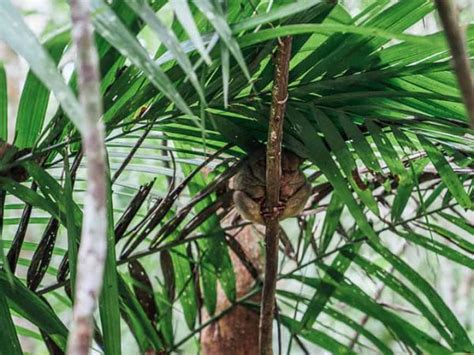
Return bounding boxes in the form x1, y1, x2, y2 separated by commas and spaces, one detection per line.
67, 0, 107, 354
111, 121, 153, 183
434, 0, 474, 127
259, 36, 292, 355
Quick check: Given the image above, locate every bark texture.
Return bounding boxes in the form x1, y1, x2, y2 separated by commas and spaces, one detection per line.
260, 35, 293, 355
201, 224, 264, 355
67, 0, 107, 354
434, 0, 474, 127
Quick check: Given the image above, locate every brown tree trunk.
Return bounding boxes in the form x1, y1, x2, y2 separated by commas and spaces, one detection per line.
200, 224, 264, 355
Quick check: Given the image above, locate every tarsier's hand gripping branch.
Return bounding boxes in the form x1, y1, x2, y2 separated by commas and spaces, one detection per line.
232, 149, 311, 224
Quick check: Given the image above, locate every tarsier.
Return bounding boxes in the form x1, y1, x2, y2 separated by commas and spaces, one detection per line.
202, 149, 311, 354
232, 148, 311, 224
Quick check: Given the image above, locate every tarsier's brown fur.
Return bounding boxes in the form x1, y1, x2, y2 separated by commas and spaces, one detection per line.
232, 148, 311, 224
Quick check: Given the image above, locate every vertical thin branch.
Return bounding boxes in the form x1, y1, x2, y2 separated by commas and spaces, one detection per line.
434, 0, 474, 128
259, 36, 292, 355
67, 0, 107, 354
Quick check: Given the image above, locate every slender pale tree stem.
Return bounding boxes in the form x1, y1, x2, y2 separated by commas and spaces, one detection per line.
259, 36, 292, 355
434, 0, 474, 127
67, 0, 107, 354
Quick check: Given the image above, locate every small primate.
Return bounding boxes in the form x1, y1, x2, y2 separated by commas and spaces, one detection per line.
232, 148, 311, 224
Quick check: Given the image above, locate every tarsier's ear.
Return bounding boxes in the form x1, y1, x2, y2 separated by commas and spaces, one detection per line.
256, 146, 267, 157
293, 153, 304, 165
247, 146, 266, 167
282, 148, 304, 166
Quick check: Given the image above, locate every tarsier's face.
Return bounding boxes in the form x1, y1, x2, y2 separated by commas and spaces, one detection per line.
247, 149, 302, 181
232, 148, 311, 224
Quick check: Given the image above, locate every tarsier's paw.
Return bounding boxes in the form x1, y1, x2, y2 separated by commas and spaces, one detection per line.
277, 199, 288, 209
261, 207, 278, 220
261, 202, 286, 220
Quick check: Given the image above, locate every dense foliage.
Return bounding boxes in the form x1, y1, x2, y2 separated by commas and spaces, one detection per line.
0, 0, 473, 353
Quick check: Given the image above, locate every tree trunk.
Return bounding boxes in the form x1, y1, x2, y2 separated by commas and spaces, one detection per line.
201, 224, 264, 354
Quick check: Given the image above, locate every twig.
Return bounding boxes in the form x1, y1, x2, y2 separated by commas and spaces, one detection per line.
434, 0, 474, 127
294, 334, 310, 355
111, 121, 153, 183
260, 35, 292, 355
37, 223, 252, 296
225, 232, 261, 281
124, 143, 234, 255
67, 0, 107, 354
